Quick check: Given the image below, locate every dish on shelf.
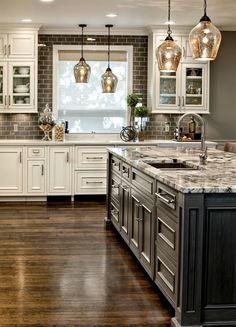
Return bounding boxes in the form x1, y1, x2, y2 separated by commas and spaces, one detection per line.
18, 67, 30, 75
15, 99, 24, 104
14, 87, 29, 93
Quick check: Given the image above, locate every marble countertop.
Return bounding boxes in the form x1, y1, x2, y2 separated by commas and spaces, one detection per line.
108, 146, 236, 194
0, 138, 217, 147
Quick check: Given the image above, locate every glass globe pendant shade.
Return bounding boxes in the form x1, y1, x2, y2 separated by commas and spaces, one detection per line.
74, 57, 91, 83
101, 67, 118, 93
189, 17, 222, 61
156, 35, 182, 72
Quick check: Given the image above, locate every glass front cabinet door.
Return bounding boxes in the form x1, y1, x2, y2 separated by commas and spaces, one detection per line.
0, 61, 35, 112
155, 62, 209, 113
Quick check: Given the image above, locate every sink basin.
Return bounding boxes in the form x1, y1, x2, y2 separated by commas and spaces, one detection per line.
147, 161, 199, 170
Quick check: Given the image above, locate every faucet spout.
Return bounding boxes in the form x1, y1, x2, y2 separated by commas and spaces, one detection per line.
177, 113, 207, 164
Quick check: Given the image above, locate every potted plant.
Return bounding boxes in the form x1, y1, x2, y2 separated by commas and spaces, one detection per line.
126, 93, 140, 126
134, 105, 149, 141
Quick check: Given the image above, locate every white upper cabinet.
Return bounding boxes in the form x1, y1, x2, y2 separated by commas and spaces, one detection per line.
148, 30, 210, 114
0, 33, 35, 59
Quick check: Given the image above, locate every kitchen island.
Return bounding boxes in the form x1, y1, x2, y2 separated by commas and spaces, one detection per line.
106, 146, 236, 327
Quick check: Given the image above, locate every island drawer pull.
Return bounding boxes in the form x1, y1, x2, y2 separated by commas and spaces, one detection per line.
86, 181, 103, 184
156, 192, 175, 208
33, 150, 40, 154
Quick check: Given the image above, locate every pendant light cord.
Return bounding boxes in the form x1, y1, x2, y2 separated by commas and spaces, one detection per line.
105, 24, 113, 69
81, 25, 84, 58
108, 25, 110, 69
204, 0, 207, 16
167, 0, 172, 36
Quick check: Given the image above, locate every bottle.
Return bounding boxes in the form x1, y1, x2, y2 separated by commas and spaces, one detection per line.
188, 116, 196, 133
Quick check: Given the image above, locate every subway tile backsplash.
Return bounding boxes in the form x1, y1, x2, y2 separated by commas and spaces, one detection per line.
0, 33, 180, 140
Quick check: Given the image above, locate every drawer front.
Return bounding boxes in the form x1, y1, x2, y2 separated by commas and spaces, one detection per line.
110, 155, 121, 175
75, 171, 106, 194
75, 146, 107, 169
132, 168, 154, 196
156, 208, 179, 264
110, 201, 120, 231
27, 147, 45, 158
156, 182, 179, 217
121, 162, 131, 182
155, 251, 177, 306
110, 172, 121, 204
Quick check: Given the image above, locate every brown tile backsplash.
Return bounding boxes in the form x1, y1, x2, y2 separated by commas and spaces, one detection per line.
0, 33, 180, 140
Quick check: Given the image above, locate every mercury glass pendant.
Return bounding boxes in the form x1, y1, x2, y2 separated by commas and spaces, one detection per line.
189, 0, 221, 61
101, 24, 118, 93
156, 0, 182, 72
74, 24, 91, 83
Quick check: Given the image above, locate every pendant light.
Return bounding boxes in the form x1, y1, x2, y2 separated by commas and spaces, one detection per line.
101, 24, 118, 93
74, 24, 91, 83
189, 0, 221, 61
156, 0, 182, 72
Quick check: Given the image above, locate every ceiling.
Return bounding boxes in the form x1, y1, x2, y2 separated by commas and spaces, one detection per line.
1, 0, 236, 32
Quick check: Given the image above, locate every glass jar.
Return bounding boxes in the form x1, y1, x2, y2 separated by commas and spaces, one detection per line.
53, 121, 65, 142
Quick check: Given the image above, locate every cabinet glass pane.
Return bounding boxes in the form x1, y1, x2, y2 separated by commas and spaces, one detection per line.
0, 66, 3, 105
12, 65, 31, 105
160, 72, 176, 105
185, 68, 203, 106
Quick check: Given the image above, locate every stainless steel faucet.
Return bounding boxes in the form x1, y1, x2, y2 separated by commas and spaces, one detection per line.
176, 112, 207, 164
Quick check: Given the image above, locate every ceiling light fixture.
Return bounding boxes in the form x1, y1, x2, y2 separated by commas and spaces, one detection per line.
101, 24, 118, 93
106, 13, 118, 18
189, 0, 221, 61
156, 0, 182, 72
87, 37, 96, 41
21, 19, 32, 23
74, 24, 91, 83
40, 0, 54, 2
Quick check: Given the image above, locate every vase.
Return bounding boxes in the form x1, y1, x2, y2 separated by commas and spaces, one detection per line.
138, 130, 145, 141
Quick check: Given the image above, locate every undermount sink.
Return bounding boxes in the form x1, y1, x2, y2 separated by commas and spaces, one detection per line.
146, 161, 199, 170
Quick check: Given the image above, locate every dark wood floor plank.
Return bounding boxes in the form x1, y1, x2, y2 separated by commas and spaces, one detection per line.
0, 201, 172, 326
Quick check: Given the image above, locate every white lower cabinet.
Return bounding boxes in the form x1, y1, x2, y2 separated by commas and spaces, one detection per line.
0, 147, 23, 194
75, 171, 106, 194
48, 147, 72, 195
27, 160, 45, 194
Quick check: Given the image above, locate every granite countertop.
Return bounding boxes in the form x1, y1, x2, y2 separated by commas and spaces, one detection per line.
108, 146, 236, 194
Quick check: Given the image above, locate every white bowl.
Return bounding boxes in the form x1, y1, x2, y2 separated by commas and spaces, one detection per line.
18, 67, 30, 75
16, 100, 24, 104
14, 87, 29, 93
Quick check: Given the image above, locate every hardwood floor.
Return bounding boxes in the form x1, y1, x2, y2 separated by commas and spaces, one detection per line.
0, 200, 172, 326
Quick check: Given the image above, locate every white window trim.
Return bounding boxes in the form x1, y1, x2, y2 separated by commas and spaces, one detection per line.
52, 44, 133, 124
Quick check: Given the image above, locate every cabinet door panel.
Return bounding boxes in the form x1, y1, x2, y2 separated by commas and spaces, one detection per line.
0, 148, 23, 193
49, 147, 71, 194
0, 34, 7, 59
27, 160, 45, 194
120, 183, 130, 243
0, 62, 7, 109
8, 34, 35, 58
130, 192, 140, 257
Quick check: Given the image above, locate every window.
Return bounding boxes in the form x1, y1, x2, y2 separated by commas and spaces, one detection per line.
53, 45, 133, 133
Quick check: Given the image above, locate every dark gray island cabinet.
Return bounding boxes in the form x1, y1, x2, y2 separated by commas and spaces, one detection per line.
106, 147, 236, 327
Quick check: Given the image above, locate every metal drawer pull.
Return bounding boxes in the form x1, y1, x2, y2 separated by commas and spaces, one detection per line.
135, 218, 143, 222
41, 164, 44, 176
111, 209, 119, 215
33, 150, 40, 154
19, 152, 22, 163
182, 96, 185, 107
4, 96, 7, 106
4, 45, 7, 56
112, 184, 119, 188
122, 168, 129, 174
8, 45, 11, 56
8, 95, 10, 106
122, 185, 130, 191
86, 181, 103, 184
156, 192, 175, 205
86, 156, 103, 160
67, 152, 69, 162
112, 161, 119, 167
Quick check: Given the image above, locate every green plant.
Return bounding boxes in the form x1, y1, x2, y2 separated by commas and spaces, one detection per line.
134, 106, 149, 131
126, 93, 139, 108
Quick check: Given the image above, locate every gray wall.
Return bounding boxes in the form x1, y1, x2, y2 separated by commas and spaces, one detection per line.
206, 31, 236, 140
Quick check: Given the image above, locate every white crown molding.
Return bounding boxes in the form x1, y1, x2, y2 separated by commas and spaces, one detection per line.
39, 26, 148, 35
0, 23, 41, 31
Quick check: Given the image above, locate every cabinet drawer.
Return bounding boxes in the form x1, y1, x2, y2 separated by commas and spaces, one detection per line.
75, 171, 106, 194
27, 147, 45, 158
156, 182, 179, 217
155, 250, 177, 306
110, 172, 121, 204
132, 168, 154, 196
121, 162, 131, 182
110, 155, 121, 174
110, 201, 120, 231
156, 208, 179, 264
75, 146, 107, 169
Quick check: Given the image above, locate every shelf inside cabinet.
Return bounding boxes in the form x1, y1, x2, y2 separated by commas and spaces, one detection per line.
13, 74, 30, 78
186, 94, 202, 97
186, 76, 202, 80
160, 76, 176, 79
160, 94, 176, 97
13, 93, 30, 96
